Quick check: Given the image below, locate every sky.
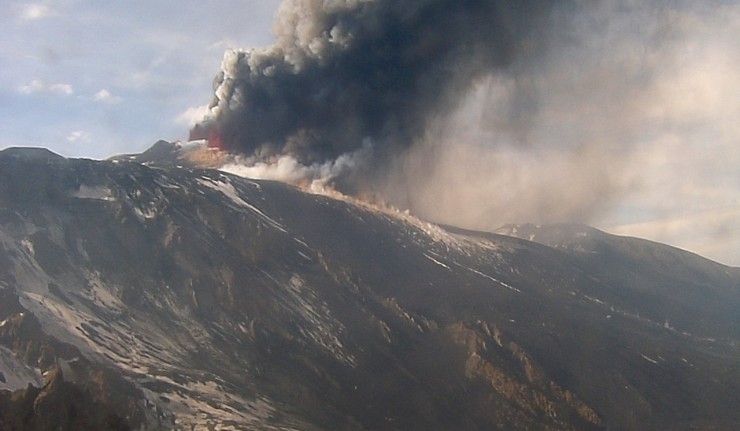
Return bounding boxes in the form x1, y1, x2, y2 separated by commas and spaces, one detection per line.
0, 0, 281, 158
1, 1, 738, 266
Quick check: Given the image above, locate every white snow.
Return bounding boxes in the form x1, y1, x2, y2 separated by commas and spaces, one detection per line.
480, 272, 520, 293
296, 250, 312, 261
71, 185, 115, 201
21, 239, 34, 256
198, 178, 288, 233
153, 176, 182, 190
133, 206, 158, 220
679, 357, 696, 368
268, 273, 356, 366
453, 262, 521, 293
640, 354, 660, 365
423, 252, 450, 269
384, 298, 426, 333
583, 295, 606, 305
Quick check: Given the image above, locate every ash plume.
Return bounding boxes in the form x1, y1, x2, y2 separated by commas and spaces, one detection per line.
192, 0, 738, 244
192, 0, 557, 184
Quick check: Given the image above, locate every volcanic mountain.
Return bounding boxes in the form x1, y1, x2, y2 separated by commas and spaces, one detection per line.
0, 144, 738, 430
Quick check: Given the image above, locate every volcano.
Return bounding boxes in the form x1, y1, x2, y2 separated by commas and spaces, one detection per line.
0, 143, 738, 430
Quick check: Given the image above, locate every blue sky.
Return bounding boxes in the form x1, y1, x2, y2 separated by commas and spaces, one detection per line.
1, 0, 280, 158
1, 1, 738, 266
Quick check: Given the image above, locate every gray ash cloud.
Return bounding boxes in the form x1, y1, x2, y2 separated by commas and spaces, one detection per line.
192, 0, 558, 170
192, 0, 735, 248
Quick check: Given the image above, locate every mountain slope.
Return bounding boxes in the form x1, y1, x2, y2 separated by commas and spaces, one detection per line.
0, 147, 738, 430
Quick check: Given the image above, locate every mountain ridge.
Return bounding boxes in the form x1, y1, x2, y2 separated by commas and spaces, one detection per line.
0, 146, 738, 430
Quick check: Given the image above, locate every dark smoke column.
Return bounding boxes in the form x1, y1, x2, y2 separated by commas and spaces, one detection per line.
193, 0, 555, 167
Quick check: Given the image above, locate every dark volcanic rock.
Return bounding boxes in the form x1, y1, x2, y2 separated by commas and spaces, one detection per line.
108, 140, 181, 166
0, 149, 737, 430
0, 367, 130, 431
0, 312, 151, 429
0, 147, 65, 162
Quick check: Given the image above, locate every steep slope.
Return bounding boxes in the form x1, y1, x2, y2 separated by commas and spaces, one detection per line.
494, 223, 740, 339
0, 147, 738, 430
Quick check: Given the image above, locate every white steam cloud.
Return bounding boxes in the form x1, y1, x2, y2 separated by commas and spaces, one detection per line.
222, 142, 373, 193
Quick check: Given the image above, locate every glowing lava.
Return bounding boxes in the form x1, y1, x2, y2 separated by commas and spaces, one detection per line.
189, 124, 225, 151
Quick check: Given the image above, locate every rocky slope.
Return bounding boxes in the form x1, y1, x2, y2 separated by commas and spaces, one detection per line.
0, 145, 738, 430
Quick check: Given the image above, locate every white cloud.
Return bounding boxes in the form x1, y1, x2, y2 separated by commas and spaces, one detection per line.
49, 83, 73, 95
208, 39, 241, 52
66, 130, 91, 143
19, 3, 53, 21
94, 89, 121, 103
18, 79, 73, 96
17, 79, 45, 94
125, 57, 166, 89
176, 104, 209, 127
1, 0, 281, 160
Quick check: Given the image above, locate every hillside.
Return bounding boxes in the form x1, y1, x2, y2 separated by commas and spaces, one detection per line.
0, 146, 738, 430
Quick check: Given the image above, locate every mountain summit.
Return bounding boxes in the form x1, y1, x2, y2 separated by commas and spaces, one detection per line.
0, 145, 738, 430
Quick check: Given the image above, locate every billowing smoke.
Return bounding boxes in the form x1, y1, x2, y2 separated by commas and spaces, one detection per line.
220, 141, 373, 193
192, 0, 557, 190
192, 0, 740, 256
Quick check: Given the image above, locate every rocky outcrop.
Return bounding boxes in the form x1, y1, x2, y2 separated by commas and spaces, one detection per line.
0, 313, 153, 430
0, 367, 130, 431
449, 321, 602, 430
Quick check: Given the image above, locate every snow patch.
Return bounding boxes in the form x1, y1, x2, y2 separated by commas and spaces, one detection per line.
424, 252, 450, 269
458, 264, 521, 293
583, 295, 606, 305
198, 177, 288, 233
640, 354, 660, 365
133, 207, 158, 221
268, 273, 356, 366
71, 185, 115, 201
